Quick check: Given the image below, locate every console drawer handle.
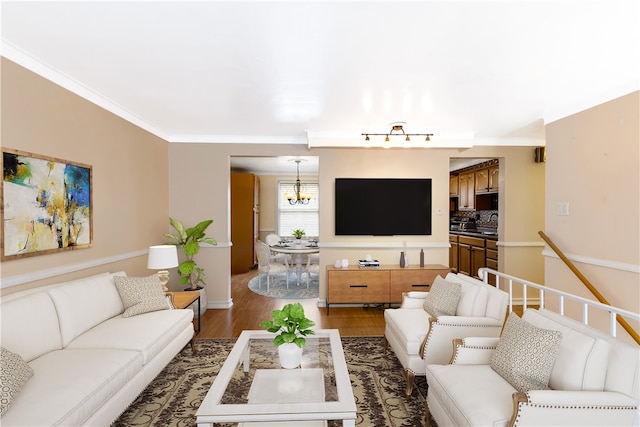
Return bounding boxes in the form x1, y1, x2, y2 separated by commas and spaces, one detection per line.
412, 284, 429, 288
350, 284, 368, 288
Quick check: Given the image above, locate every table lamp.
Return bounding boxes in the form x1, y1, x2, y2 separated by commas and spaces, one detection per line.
147, 245, 179, 292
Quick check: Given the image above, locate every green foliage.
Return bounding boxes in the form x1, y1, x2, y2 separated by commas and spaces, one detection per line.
259, 302, 316, 348
292, 228, 306, 239
164, 217, 217, 290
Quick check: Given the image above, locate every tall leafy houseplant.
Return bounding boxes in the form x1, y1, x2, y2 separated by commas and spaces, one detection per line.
164, 217, 217, 290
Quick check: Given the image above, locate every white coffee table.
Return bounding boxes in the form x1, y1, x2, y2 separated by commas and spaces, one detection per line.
196, 329, 356, 426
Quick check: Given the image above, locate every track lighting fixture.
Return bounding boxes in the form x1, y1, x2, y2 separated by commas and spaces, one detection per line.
361, 123, 433, 146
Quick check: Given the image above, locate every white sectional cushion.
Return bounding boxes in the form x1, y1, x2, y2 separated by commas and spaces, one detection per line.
423, 276, 461, 317
446, 272, 510, 321
114, 275, 170, 317
0, 348, 142, 426
458, 282, 488, 317
426, 364, 515, 427
522, 309, 610, 391
384, 308, 430, 356
66, 309, 193, 364
48, 272, 125, 347
0, 347, 34, 416
445, 273, 489, 317
490, 312, 562, 392
0, 292, 62, 362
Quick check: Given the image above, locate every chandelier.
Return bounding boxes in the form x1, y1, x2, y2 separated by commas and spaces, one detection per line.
286, 159, 312, 205
361, 123, 433, 146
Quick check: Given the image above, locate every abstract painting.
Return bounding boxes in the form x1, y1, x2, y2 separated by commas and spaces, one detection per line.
1, 148, 93, 260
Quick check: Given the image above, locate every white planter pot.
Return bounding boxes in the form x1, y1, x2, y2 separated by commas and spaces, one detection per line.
278, 343, 303, 369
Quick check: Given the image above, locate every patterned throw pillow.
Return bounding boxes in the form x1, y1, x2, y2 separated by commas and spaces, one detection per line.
114, 275, 170, 318
0, 347, 34, 416
423, 275, 462, 317
490, 312, 562, 392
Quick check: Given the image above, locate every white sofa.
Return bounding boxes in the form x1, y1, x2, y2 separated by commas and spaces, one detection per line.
425, 308, 640, 427
0, 271, 194, 426
384, 272, 509, 395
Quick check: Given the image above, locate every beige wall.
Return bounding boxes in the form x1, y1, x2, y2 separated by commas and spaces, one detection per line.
544, 91, 639, 340
1, 58, 170, 294
0, 59, 550, 310
169, 142, 545, 305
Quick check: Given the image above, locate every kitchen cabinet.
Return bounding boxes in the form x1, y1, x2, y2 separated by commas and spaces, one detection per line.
458, 172, 475, 210
486, 239, 498, 285
489, 165, 499, 192
327, 264, 451, 310
449, 174, 459, 196
449, 234, 459, 273
457, 236, 486, 278
476, 165, 499, 193
231, 173, 260, 274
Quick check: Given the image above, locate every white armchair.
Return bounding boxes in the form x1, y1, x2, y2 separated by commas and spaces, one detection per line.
384, 272, 509, 396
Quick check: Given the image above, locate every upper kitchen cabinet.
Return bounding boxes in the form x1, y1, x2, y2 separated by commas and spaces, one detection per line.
458, 171, 475, 210
476, 160, 499, 193
449, 174, 459, 197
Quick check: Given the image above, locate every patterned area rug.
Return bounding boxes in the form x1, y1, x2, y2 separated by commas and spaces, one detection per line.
247, 272, 319, 299
113, 337, 430, 427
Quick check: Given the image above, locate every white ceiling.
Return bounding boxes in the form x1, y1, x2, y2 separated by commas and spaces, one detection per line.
2, 1, 639, 150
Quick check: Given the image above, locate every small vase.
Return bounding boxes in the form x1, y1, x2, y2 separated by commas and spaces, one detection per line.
400, 251, 406, 268
278, 343, 303, 369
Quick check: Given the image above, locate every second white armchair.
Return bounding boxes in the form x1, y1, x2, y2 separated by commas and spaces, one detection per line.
384, 272, 509, 396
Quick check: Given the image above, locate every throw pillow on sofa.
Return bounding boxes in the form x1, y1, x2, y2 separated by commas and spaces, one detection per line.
0, 346, 34, 416
490, 312, 562, 392
423, 275, 461, 317
114, 275, 171, 318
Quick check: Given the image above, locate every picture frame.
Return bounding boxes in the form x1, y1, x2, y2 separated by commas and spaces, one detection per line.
1, 148, 93, 260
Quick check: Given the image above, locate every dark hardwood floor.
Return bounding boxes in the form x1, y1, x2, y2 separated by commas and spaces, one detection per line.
198, 270, 387, 338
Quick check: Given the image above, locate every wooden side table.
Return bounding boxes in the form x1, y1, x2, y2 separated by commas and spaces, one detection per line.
167, 291, 201, 334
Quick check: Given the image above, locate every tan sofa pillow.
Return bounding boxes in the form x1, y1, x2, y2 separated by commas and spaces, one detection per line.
0, 347, 34, 416
423, 275, 462, 317
490, 312, 562, 392
114, 275, 170, 318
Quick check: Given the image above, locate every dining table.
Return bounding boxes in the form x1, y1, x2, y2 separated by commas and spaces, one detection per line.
269, 242, 320, 286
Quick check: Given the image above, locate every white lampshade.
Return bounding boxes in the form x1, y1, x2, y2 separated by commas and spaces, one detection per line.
147, 245, 179, 269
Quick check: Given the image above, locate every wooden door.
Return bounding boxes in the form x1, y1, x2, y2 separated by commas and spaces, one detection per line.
231, 173, 259, 274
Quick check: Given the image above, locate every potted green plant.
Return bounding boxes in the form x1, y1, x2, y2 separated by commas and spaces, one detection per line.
164, 217, 217, 290
259, 302, 316, 369
292, 228, 305, 242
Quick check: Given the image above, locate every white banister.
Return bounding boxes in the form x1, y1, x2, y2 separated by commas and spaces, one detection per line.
479, 268, 640, 340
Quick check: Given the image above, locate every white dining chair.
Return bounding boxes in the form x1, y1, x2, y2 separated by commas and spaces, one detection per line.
305, 253, 320, 288
264, 233, 292, 273
255, 240, 289, 291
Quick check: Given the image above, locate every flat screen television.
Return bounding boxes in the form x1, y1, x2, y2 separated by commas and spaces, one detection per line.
335, 178, 432, 236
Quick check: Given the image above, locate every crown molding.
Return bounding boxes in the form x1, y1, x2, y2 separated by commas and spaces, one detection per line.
2, 41, 170, 141
166, 135, 308, 144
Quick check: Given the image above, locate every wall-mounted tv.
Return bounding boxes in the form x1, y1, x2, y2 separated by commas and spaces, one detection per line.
335, 178, 432, 236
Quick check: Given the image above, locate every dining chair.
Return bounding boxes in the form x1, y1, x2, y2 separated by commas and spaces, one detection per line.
264, 233, 292, 273
305, 253, 320, 288
255, 240, 289, 291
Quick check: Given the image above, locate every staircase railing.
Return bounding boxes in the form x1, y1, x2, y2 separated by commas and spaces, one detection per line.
478, 267, 640, 344
538, 230, 640, 345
